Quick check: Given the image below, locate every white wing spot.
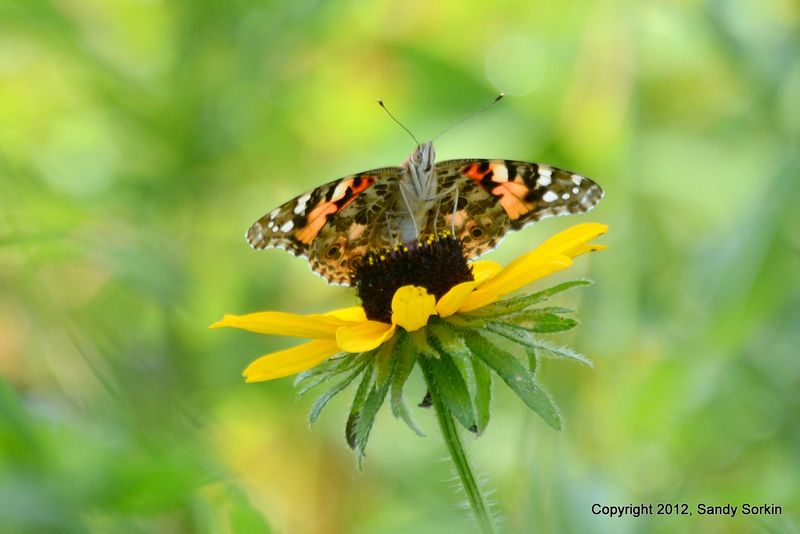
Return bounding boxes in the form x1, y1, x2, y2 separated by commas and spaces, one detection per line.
572, 187, 580, 194
293, 194, 311, 214
542, 191, 558, 203
537, 174, 552, 187
492, 164, 508, 181
269, 208, 280, 220
280, 220, 294, 232
571, 174, 583, 185
561, 193, 570, 200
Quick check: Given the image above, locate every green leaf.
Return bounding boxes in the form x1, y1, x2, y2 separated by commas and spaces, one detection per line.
428, 320, 471, 359
471, 357, 492, 432
295, 352, 367, 397
431, 321, 492, 434
389, 332, 425, 436
346, 363, 376, 450
528, 346, 539, 376
308, 359, 370, 426
351, 378, 392, 466
374, 337, 398, 388
422, 347, 477, 433
463, 330, 562, 430
486, 323, 593, 367
408, 328, 439, 358
442, 313, 486, 328
465, 279, 593, 318
499, 309, 578, 333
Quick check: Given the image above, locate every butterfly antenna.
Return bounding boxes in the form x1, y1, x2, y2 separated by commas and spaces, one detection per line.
377, 98, 421, 146
432, 93, 505, 141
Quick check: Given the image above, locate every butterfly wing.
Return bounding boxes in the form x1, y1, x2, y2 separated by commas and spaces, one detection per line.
246, 167, 402, 285
426, 159, 604, 259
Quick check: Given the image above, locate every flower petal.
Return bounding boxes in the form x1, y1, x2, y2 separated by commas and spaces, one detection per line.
324, 306, 367, 322
209, 311, 347, 338
531, 223, 608, 259
470, 261, 503, 286
243, 339, 342, 382
336, 321, 396, 352
436, 281, 477, 317
457, 223, 608, 312
458, 256, 573, 312
391, 285, 436, 332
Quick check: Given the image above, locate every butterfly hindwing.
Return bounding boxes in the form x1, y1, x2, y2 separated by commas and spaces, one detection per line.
427, 159, 604, 259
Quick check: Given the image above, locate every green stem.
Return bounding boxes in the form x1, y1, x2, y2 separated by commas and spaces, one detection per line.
421, 361, 496, 534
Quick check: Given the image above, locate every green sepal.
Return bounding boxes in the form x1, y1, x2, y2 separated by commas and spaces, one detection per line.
389, 332, 425, 436
346, 362, 376, 450
495, 308, 578, 334
374, 336, 398, 388
294, 351, 362, 397
471, 357, 492, 434
351, 377, 392, 467
462, 329, 562, 430
441, 313, 486, 328
428, 319, 471, 359
422, 344, 477, 433
465, 279, 593, 318
308, 358, 371, 426
431, 321, 492, 434
528, 346, 539, 376
408, 328, 439, 358
486, 323, 592, 367
345, 344, 398, 466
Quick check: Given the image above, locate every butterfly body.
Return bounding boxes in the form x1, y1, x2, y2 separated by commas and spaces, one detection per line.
395, 141, 437, 243
246, 142, 603, 285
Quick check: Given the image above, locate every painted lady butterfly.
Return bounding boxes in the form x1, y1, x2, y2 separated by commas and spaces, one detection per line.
246, 141, 603, 285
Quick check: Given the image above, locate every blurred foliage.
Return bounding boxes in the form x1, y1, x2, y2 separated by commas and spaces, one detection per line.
1, 0, 798, 532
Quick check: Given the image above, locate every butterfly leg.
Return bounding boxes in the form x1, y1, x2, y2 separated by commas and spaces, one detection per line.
450, 186, 459, 235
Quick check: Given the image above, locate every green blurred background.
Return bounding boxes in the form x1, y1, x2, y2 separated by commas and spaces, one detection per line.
1, 0, 798, 532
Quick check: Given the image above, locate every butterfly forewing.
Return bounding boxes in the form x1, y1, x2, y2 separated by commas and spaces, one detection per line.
425, 159, 603, 259
246, 167, 403, 285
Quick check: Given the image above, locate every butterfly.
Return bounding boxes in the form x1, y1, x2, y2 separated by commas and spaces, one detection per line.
246, 141, 603, 285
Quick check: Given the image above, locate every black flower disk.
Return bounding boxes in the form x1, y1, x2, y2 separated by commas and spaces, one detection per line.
352, 232, 474, 323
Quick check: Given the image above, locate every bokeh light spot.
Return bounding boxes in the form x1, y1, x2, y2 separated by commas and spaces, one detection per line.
485, 35, 545, 95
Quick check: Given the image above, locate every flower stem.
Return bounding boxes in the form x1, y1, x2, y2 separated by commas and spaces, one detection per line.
421, 362, 496, 534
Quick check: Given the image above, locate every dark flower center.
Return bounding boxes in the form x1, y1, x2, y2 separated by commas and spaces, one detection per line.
352, 233, 474, 323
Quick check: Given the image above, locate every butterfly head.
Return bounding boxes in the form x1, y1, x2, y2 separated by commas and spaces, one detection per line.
409, 141, 435, 176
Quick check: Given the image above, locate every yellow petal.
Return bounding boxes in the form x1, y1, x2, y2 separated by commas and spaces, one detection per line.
436, 281, 477, 317
243, 339, 342, 382
325, 306, 367, 322
391, 285, 436, 332
457, 223, 608, 313
209, 311, 346, 338
336, 322, 396, 352
458, 256, 573, 312
531, 223, 608, 259
470, 261, 503, 286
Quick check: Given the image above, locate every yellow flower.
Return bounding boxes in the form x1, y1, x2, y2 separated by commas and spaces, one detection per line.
210, 223, 608, 382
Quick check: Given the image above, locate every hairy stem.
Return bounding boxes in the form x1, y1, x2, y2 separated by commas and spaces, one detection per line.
421, 360, 496, 534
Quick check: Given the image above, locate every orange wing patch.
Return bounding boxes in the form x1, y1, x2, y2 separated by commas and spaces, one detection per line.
491, 181, 530, 220
295, 175, 375, 244
462, 162, 532, 220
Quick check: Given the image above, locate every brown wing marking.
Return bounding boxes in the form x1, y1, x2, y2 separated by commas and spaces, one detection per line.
429, 159, 603, 259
